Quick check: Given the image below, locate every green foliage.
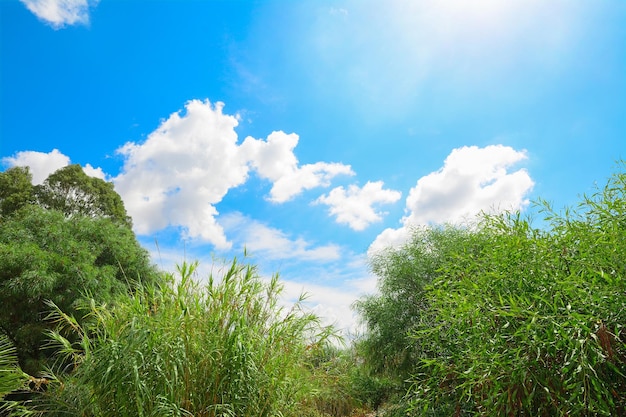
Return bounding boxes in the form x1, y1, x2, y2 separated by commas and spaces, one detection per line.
0, 205, 159, 374
300, 345, 364, 417
27, 260, 338, 417
0, 334, 29, 398
355, 226, 486, 382
34, 164, 132, 228
0, 167, 35, 217
346, 354, 398, 411
358, 167, 626, 416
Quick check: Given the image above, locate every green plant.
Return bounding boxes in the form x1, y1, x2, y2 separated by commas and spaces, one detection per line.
0, 333, 31, 415
355, 225, 488, 388
0, 205, 160, 375
358, 166, 626, 416
0, 334, 29, 396
408, 169, 626, 416
27, 259, 337, 417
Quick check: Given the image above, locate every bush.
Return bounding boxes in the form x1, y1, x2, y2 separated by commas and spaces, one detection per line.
409, 169, 626, 416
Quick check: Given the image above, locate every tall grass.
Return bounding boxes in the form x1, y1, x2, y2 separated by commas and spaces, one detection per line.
26, 259, 338, 417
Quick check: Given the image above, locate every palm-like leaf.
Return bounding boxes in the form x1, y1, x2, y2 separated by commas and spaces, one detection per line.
0, 333, 28, 397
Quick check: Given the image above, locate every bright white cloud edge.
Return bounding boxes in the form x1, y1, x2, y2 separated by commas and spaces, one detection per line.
114, 99, 354, 250
369, 144, 534, 255
315, 181, 402, 231
20, 0, 97, 29
2, 149, 71, 184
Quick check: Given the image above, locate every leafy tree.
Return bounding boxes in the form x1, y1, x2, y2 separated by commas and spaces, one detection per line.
35, 164, 132, 228
355, 226, 488, 381
0, 205, 159, 375
0, 167, 35, 217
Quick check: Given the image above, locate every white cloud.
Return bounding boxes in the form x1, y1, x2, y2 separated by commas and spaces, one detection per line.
114, 99, 352, 249
2, 149, 113, 185
220, 212, 341, 262
20, 0, 97, 29
369, 145, 534, 254
240, 131, 354, 203
113, 100, 248, 250
315, 181, 401, 230
368, 227, 411, 255
83, 163, 108, 180
2, 149, 70, 184
280, 279, 361, 335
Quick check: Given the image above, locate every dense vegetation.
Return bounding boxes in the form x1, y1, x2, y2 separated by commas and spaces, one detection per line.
356, 166, 625, 416
1, 164, 624, 416
0, 166, 159, 375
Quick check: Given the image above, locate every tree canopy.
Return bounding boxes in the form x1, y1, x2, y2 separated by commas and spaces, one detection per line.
0, 165, 156, 374
0, 167, 35, 218
35, 164, 132, 228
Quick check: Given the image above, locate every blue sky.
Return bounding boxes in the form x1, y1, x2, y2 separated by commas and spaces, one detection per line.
1, 0, 624, 334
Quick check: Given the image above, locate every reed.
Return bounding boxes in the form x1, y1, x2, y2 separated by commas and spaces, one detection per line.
29, 259, 337, 417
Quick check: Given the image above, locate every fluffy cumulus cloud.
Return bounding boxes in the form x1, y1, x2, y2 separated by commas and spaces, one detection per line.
113, 99, 352, 249
240, 132, 354, 203
114, 100, 248, 249
20, 0, 98, 29
369, 145, 534, 254
2, 149, 70, 184
315, 181, 402, 230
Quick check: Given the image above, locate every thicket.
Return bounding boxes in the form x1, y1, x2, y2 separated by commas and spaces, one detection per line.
357, 167, 625, 416
2, 164, 624, 416
0, 165, 365, 416
4, 261, 346, 416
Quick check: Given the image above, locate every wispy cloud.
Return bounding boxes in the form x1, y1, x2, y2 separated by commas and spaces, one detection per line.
370, 145, 534, 254
315, 181, 401, 230
20, 0, 98, 29
220, 212, 341, 262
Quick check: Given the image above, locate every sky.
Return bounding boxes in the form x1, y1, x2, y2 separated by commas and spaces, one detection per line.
1, 0, 624, 335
